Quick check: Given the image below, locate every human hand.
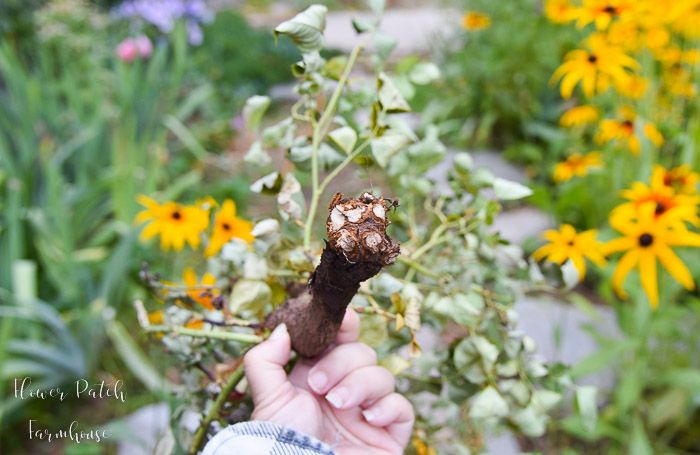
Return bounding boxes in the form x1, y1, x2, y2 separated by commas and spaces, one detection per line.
243, 308, 414, 455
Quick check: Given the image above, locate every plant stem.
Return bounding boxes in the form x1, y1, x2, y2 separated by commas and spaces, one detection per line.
398, 255, 441, 279
143, 325, 262, 343
188, 359, 246, 454
304, 43, 364, 250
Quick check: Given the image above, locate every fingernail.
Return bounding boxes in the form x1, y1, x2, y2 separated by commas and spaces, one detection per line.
269, 323, 287, 341
325, 387, 348, 409
308, 371, 327, 393
362, 409, 378, 422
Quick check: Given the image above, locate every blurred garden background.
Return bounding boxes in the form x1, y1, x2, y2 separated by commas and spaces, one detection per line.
1, 0, 699, 454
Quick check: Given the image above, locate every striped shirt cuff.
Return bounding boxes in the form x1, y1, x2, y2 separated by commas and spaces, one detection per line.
201, 421, 336, 455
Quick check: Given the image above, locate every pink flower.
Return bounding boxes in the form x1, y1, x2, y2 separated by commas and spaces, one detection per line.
116, 39, 138, 63
116, 36, 153, 63
134, 35, 153, 59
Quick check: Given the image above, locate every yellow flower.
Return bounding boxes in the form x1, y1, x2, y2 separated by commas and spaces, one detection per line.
462, 11, 491, 30
553, 152, 603, 182
605, 21, 643, 51
651, 164, 699, 195
185, 318, 205, 330
644, 26, 670, 50
551, 34, 638, 99
604, 202, 700, 309
611, 181, 700, 228
533, 224, 606, 280
545, 0, 577, 23
205, 199, 254, 257
183, 267, 219, 311
572, 0, 637, 30
560, 105, 600, 127
617, 74, 648, 98
596, 107, 663, 154
148, 310, 164, 324
135, 195, 209, 251
412, 436, 437, 455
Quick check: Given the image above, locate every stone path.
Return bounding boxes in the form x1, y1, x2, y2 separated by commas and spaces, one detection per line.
324, 8, 459, 56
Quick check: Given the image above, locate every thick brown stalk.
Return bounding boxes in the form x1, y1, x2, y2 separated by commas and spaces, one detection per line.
265, 192, 400, 357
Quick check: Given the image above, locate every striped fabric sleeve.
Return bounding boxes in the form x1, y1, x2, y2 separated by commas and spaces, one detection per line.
201, 421, 337, 455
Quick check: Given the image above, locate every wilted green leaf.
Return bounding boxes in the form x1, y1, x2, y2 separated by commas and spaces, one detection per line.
244, 141, 272, 167
492, 177, 533, 200
409, 62, 441, 85
359, 314, 388, 346
470, 386, 509, 420
512, 406, 547, 437
329, 126, 357, 154
377, 72, 411, 113
576, 385, 598, 432
371, 131, 410, 167
229, 279, 272, 314
274, 4, 328, 53
374, 32, 397, 60
250, 172, 283, 195
277, 173, 304, 220
243, 95, 271, 131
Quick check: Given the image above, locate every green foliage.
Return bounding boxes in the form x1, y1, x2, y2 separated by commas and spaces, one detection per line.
0, 5, 211, 443
426, 0, 580, 149
192, 10, 299, 111
136, 4, 575, 452
556, 300, 700, 454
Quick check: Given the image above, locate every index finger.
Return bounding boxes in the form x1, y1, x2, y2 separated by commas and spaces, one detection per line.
335, 307, 360, 344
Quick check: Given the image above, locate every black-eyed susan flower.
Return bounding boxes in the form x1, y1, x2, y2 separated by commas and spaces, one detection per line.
572, 0, 637, 30
545, 0, 577, 23
652, 164, 699, 195
183, 267, 219, 311
205, 199, 254, 257
604, 202, 700, 309
595, 106, 663, 154
616, 74, 648, 98
610, 181, 700, 229
462, 11, 491, 30
135, 195, 210, 251
553, 152, 603, 182
560, 105, 600, 127
551, 35, 639, 99
533, 224, 607, 280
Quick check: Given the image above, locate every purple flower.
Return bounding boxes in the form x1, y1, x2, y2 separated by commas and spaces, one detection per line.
113, 0, 213, 45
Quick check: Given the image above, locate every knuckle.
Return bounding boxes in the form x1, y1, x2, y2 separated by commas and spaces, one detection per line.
357, 343, 377, 363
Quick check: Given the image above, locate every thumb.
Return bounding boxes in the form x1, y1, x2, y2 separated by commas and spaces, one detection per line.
243, 323, 291, 406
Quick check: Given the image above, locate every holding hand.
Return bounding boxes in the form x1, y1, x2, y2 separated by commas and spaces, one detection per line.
243, 308, 414, 455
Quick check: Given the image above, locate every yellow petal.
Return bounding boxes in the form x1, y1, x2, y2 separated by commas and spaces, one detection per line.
612, 249, 638, 299
202, 272, 217, 286
570, 253, 587, 280
656, 244, 695, 290
603, 237, 635, 255
639, 251, 658, 309
533, 244, 553, 261
183, 267, 197, 286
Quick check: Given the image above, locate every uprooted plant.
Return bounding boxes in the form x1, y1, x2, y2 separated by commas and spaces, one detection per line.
134, 4, 582, 454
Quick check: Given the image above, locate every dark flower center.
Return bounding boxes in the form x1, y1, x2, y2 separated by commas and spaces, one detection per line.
568, 240, 575, 246
171, 210, 182, 220
654, 203, 666, 215
222, 222, 231, 231
622, 119, 634, 131
638, 233, 654, 247
587, 54, 598, 64
603, 5, 618, 14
